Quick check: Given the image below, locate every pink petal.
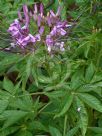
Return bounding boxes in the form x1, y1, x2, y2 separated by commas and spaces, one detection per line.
34, 4, 38, 14
40, 3, 44, 15
59, 28, 67, 35
35, 34, 41, 41
37, 15, 41, 27
39, 26, 44, 35
18, 10, 22, 20
56, 6, 61, 16
50, 10, 56, 17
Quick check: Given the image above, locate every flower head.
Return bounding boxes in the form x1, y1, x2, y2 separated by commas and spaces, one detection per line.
8, 3, 71, 54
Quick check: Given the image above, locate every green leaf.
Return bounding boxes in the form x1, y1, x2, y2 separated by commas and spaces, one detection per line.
10, 96, 33, 112
66, 126, 79, 136
76, 97, 88, 136
89, 127, 102, 134
9, 91, 34, 112
32, 66, 38, 87
45, 90, 67, 98
55, 93, 73, 118
91, 72, 102, 83
0, 100, 9, 114
3, 78, 14, 93
37, 74, 52, 84
85, 62, 95, 82
26, 54, 34, 78
71, 69, 83, 90
0, 54, 20, 72
1, 126, 19, 136
0, 90, 10, 100
98, 117, 102, 127
59, 2, 67, 20
15, 130, 33, 136
49, 126, 62, 136
78, 93, 102, 112
28, 121, 47, 131
2, 110, 28, 128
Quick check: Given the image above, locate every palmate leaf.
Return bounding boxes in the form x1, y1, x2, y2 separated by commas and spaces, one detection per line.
3, 77, 14, 93
1, 110, 28, 128
75, 97, 88, 136
36, 57, 63, 86
0, 89, 11, 100
89, 127, 102, 134
0, 99, 9, 114
45, 90, 67, 98
36, 64, 60, 85
91, 72, 102, 83
0, 81, 21, 100
0, 126, 19, 136
17, 59, 30, 90
54, 93, 73, 118
60, 61, 71, 83
9, 96, 33, 112
9, 91, 39, 115
76, 42, 90, 58
70, 67, 84, 90
78, 93, 102, 112
66, 126, 79, 136
37, 74, 53, 84
85, 62, 95, 82
0, 53, 20, 72
49, 126, 62, 136
28, 121, 47, 131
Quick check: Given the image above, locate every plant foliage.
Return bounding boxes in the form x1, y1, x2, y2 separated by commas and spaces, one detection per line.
0, 0, 102, 136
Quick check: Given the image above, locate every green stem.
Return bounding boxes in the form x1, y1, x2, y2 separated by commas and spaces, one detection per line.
17, 92, 45, 98
63, 114, 68, 136
38, 102, 52, 114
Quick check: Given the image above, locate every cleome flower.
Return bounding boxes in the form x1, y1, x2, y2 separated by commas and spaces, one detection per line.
8, 3, 71, 53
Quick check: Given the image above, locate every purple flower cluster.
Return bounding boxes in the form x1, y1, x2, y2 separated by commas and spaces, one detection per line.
8, 3, 71, 53
8, 5, 41, 49
46, 21, 71, 52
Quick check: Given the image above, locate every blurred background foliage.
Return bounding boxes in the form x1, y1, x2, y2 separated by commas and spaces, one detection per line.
0, 0, 102, 136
